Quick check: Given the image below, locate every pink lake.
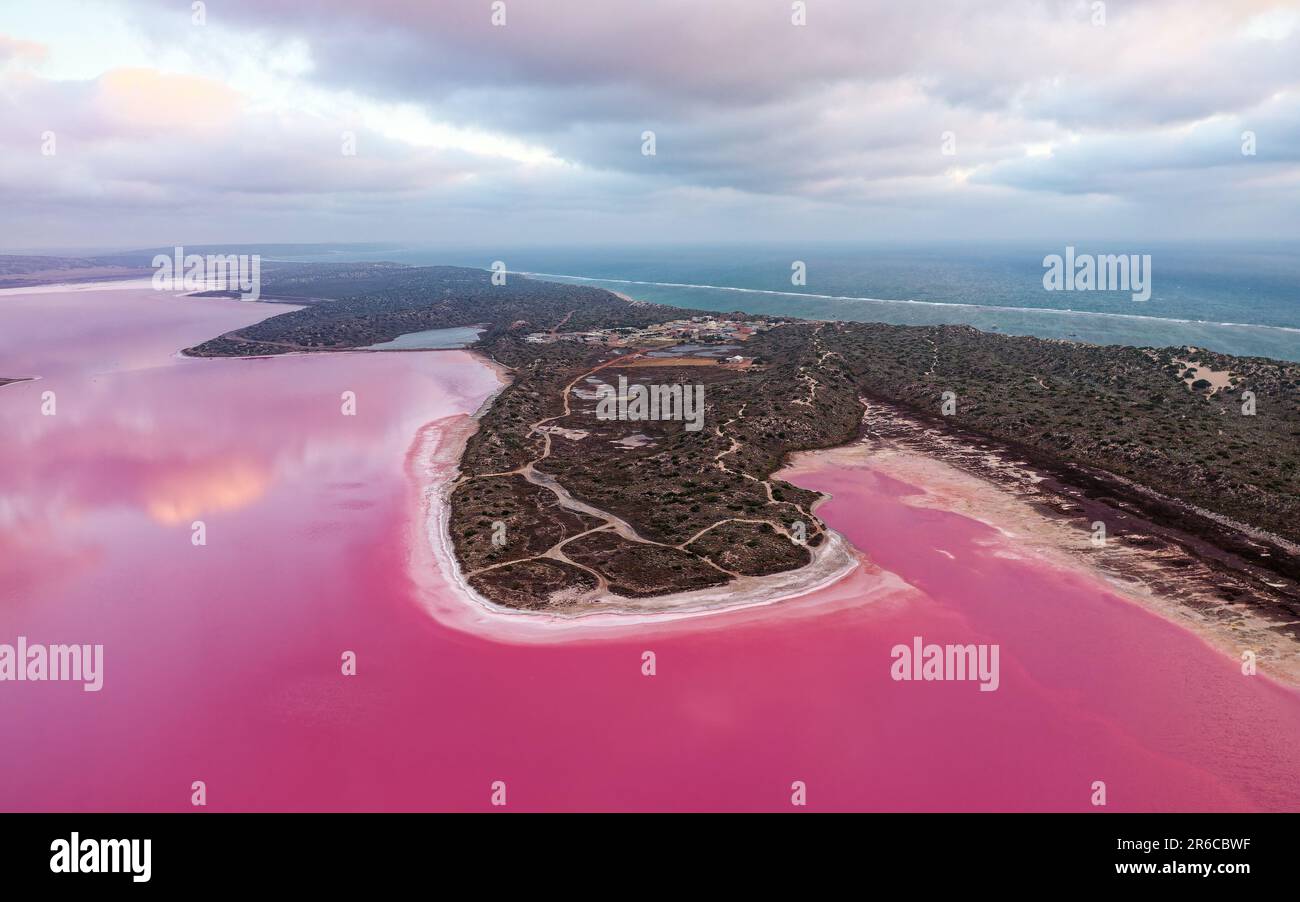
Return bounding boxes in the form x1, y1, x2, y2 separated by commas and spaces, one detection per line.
1, 285, 1298, 812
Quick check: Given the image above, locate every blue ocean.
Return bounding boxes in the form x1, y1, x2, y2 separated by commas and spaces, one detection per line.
277, 243, 1300, 362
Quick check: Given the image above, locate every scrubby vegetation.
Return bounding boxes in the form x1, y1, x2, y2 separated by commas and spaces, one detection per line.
179, 262, 1300, 609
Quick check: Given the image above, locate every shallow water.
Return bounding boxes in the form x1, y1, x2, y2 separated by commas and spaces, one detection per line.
778, 455, 1300, 812
364, 326, 485, 350
1, 285, 1297, 811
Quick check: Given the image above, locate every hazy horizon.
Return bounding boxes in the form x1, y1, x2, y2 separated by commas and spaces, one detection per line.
8, 237, 1300, 258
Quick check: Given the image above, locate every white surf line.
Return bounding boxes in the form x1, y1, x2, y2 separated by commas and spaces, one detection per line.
513, 271, 1300, 335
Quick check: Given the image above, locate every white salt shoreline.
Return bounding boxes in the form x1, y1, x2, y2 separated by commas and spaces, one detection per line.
798, 440, 1300, 688
405, 354, 892, 643
410, 417, 888, 642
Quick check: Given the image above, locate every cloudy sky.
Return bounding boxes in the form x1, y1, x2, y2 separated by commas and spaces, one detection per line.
2, 0, 1298, 249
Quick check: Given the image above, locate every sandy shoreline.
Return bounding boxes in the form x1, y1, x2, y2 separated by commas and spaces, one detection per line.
406, 352, 1300, 681
407, 408, 883, 643
788, 439, 1300, 687
395, 348, 878, 640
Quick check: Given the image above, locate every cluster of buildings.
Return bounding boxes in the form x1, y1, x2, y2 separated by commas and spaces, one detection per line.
524, 315, 784, 347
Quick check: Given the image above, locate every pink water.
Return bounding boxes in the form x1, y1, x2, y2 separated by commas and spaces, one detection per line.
2, 286, 1297, 811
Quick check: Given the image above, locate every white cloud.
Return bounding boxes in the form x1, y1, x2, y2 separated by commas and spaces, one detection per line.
1, 0, 1298, 245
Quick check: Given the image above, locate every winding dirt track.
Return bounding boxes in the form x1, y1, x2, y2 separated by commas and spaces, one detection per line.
452, 347, 818, 595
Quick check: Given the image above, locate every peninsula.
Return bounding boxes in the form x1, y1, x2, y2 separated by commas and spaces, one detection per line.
172, 262, 1300, 638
